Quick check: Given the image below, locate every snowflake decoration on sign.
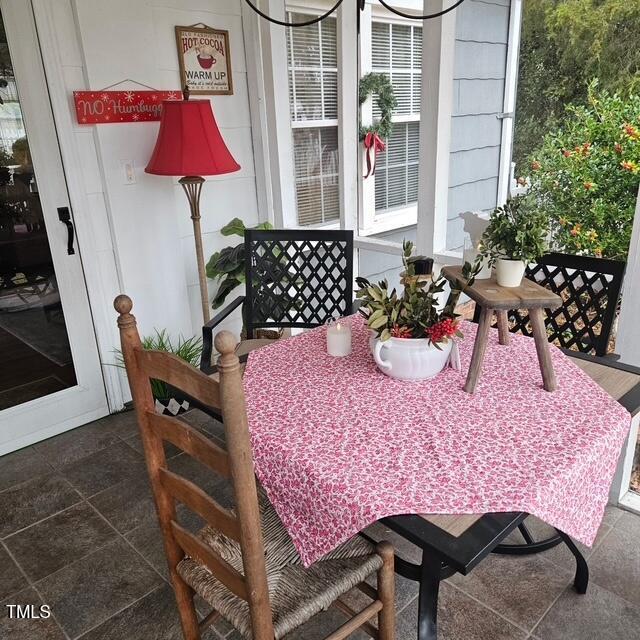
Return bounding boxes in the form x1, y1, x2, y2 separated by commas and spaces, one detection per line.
100, 93, 109, 102
167, 92, 178, 100
132, 114, 139, 121
124, 91, 135, 103
151, 95, 157, 101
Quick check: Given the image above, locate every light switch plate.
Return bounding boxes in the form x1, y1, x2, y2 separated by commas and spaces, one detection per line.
121, 160, 136, 185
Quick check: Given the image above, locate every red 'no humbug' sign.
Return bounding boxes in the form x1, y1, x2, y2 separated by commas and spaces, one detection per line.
73, 90, 180, 124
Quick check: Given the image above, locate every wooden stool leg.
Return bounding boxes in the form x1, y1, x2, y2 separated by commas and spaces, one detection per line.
464, 307, 493, 394
496, 310, 510, 346
529, 307, 557, 392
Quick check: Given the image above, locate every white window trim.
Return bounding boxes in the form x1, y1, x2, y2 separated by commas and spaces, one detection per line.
244, 0, 297, 227
415, 0, 456, 257
286, 4, 342, 227
497, 0, 523, 204
360, 8, 423, 236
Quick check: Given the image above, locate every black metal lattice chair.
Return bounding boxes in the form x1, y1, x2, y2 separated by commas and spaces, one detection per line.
200, 229, 353, 374
471, 252, 626, 555
473, 252, 626, 357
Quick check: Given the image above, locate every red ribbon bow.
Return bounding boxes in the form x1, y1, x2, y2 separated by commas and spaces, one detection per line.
363, 132, 386, 178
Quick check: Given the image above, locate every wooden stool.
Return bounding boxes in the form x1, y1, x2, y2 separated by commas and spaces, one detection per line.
442, 266, 562, 394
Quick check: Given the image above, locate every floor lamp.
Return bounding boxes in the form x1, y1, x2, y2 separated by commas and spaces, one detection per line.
146, 95, 240, 323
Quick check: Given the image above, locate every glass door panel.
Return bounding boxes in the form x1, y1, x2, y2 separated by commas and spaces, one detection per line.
0, 10, 78, 410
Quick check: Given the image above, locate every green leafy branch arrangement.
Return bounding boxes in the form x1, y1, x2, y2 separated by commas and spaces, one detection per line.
355, 241, 482, 345
480, 195, 549, 265
205, 217, 273, 309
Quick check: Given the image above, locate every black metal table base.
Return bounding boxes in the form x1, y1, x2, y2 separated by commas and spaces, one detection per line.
393, 552, 455, 640
372, 526, 589, 640
493, 522, 564, 555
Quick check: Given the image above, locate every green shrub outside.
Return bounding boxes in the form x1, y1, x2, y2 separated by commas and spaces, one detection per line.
526, 83, 640, 259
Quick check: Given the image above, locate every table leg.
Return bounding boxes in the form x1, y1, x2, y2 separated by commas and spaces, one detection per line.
496, 310, 510, 346
556, 529, 589, 594
529, 307, 557, 392
464, 307, 493, 394
417, 550, 442, 640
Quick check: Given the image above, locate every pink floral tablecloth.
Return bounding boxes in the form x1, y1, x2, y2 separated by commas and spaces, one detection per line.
243, 316, 631, 566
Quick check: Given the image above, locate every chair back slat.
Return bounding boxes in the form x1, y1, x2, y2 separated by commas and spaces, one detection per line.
243, 229, 354, 339
147, 412, 230, 477
135, 348, 220, 409
170, 521, 248, 600
159, 468, 241, 542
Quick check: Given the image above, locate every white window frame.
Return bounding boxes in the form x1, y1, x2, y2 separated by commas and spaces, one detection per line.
359, 2, 423, 236
245, 0, 458, 260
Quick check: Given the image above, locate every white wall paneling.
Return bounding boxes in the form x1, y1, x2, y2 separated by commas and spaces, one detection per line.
30, 0, 260, 411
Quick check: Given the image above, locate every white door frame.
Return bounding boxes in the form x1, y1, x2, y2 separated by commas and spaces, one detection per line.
30, 0, 126, 411
0, 0, 111, 454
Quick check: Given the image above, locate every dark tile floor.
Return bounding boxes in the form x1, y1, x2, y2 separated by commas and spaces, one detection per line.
1, 409, 639, 640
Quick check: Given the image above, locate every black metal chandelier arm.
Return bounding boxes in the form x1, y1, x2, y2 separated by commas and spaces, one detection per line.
377, 0, 467, 20
242, 0, 344, 27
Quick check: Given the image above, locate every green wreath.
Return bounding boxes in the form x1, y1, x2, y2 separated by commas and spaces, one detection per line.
359, 72, 396, 140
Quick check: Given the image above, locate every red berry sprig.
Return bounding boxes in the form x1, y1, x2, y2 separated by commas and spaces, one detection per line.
424, 317, 459, 343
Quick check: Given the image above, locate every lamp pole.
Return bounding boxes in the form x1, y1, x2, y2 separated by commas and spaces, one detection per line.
179, 175, 210, 323
146, 88, 240, 326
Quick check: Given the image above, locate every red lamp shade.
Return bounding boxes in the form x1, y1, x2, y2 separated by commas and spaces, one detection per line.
145, 99, 240, 176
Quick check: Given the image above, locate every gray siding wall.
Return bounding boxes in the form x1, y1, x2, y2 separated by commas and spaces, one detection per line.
447, 0, 511, 250
364, 0, 511, 284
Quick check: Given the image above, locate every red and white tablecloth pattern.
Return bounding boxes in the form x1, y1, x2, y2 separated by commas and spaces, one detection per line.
243, 316, 631, 567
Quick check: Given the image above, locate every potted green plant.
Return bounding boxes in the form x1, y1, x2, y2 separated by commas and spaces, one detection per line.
115, 330, 202, 415
481, 195, 549, 287
355, 241, 481, 380
205, 217, 274, 310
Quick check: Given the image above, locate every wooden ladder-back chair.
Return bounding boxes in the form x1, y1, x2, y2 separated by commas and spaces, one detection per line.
114, 295, 395, 640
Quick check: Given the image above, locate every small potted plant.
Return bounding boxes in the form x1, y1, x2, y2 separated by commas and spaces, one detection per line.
480, 195, 549, 287
115, 330, 202, 415
355, 242, 481, 381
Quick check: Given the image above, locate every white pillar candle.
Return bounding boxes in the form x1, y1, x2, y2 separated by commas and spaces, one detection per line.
326, 321, 352, 357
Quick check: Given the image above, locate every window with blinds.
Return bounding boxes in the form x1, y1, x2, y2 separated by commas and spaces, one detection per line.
287, 13, 339, 226
375, 121, 420, 211
371, 21, 421, 213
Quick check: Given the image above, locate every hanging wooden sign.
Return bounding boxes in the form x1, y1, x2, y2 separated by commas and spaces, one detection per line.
73, 90, 180, 124
175, 25, 233, 95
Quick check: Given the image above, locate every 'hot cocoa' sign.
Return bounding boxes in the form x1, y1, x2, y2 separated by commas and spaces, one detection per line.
175, 25, 233, 95
73, 91, 180, 124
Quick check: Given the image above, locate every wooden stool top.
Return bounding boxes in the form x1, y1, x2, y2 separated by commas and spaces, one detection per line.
442, 265, 561, 310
